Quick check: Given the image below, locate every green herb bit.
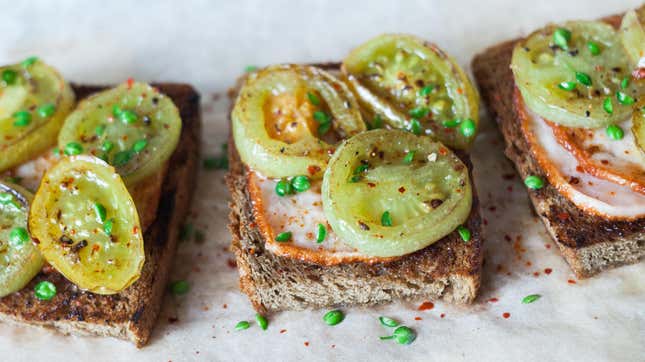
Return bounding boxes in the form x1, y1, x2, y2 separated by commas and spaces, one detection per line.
202, 156, 228, 170
409, 107, 430, 118
275, 179, 294, 196
323, 310, 344, 326
587, 41, 601, 56
113, 150, 133, 167
93, 202, 107, 223
379, 316, 399, 328
442, 119, 461, 128
575, 72, 592, 87
275, 231, 292, 242
112, 105, 123, 117
9, 227, 29, 247
21, 56, 38, 68
409, 118, 422, 135
381, 211, 393, 227
37, 103, 56, 118
553, 28, 571, 50
459, 118, 476, 138
4, 176, 22, 185
522, 294, 541, 304
34, 281, 56, 301
64, 142, 83, 156
169, 280, 190, 295
524, 175, 545, 190
133, 139, 148, 153
2, 69, 17, 85
403, 150, 415, 164
558, 81, 576, 91
616, 91, 635, 105
603, 97, 613, 115
307, 91, 320, 106
620, 77, 630, 89
256, 314, 269, 330
457, 225, 471, 242
101, 140, 114, 153
316, 223, 327, 243
235, 321, 250, 331
180, 223, 194, 241
119, 110, 138, 124
0, 193, 20, 210
350, 163, 369, 183
52, 147, 60, 157
13, 111, 31, 127
104, 218, 114, 236
313, 111, 332, 123
606, 124, 624, 141
381, 326, 416, 345
418, 85, 434, 96
318, 121, 332, 135
95, 124, 106, 137
291, 175, 311, 192
369, 114, 383, 130
244, 65, 258, 73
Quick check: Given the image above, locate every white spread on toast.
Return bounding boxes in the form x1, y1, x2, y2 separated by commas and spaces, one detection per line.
4, 149, 58, 191
519, 96, 645, 220
246, 169, 396, 265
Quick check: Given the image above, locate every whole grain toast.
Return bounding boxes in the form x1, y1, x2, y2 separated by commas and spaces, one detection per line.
0, 83, 201, 347
472, 14, 645, 278
226, 64, 484, 313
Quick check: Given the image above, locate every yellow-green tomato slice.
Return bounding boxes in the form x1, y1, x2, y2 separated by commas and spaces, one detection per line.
0, 58, 75, 173
512, 21, 642, 128
342, 34, 480, 150
321, 129, 472, 257
29, 156, 144, 294
232, 64, 366, 179
620, 8, 645, 69
58, 82, 181, 186
0, 182, 44, 297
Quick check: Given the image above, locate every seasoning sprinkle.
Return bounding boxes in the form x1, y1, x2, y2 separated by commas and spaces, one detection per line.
37, 103, 56, 118
2, 69, 17, 85
95, 124, 106, 137
34, 281, 56, 301
133, 139, 148, 153
235, 321, 250, 331
101, 140, 114, 153
379, 316, 399, 328
575, 72, 592, 87
113, 150, 133, 167
316, 223, 327, 243
606, 124, 624, 141
170, 280, 190, 295
104, 218, 114, 236
93, 202, 107, 223
620, 77, 630, 89
587, 41, 601, 56
381, 211, 393, 227
307, 92, 320, 106
603, 97, 613, 114
409, 118, 422, 135
275, 231, 292, 242
403, 150, 415, 164
9, 227, 29, 247
553, 28, 571, 50
459, 118, 476, 137
409, 106, 430, 118
442, 119, 461, 128
419, 85, 434, 96
13, 111, 31, 127
558, 81, 576, 91
522, 294, 541, 304
524, 175, 545, 190
64, 142, 83, 156
457, 225, 471, 242
323, 310, 344, 326
256, 314, 269, 331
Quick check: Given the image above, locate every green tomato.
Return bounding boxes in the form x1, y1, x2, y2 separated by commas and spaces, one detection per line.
58, 82, 181, 186
0, 59, 75, 172
511, 21, 643, 128
0, 182, 44, 297
29, 156, 144, 294
342, 34, 480, 150
322, 129, 472, 257
232, 64, 366, 179
619, 7, 645, 69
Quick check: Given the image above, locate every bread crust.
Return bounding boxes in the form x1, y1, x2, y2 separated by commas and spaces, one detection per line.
471, 14, 645, 278
226, 66, 484, 313
0, 83, 201, 347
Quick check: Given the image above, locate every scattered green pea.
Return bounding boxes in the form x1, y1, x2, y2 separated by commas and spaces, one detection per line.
93, 202, 107, 223
381, 326, 416, 345
409, 106, 430, 118
64, 142, 83, 156
307, 92, 320, 106
235, 321, 250, 331
95, 124, 106, 137
558, 81, 576, 91
621, 77, 630, 89
104, 218, 114, 236
37, 103, 56, 118
275, 231, 292, 242
275, 179, 294, 196
13, 111, 31, 127
381, 211, 393, 227
403, 150, 415, 164
587, 41, 601, 56
101, 140, 114, 153
313, 111, 332, 123
418, 85, 434, 96
133, 139, 148, 153
522, 294, 541, 304
459, 118, 476, 138
553, 28, 571, 50
34, 280, 56, 301
21, 56, 38, 68
350, 164, 369, 183
603, 97, 613, 114
316, 223, 327, 243
442, 119, 460, 128
2, 69, 17, 85
457, 225, 471, 242
606, 124, 624, 141
256, 314, 269, 331
169, 280, 190, 295
113, 150, 133, 167
524, 175, 545, 190
9, 227, 29, 247
575, 72, 592, 87
323, 310, 344, 326
379, 316, 399, 328
409, 118, 422, 135
291, 175, 311, 192
318, 121, 332, 135
616, 91, 635, 105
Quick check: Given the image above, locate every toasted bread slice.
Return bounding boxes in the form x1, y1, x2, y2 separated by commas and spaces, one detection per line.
226, 64, 483, 313
0, 83, 201, 347
472, 14, 645, 278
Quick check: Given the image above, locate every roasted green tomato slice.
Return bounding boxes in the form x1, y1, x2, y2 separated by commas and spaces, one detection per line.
634, 100, 645, 153
512, 21, 644, 128
620, 7, 645, 69
232, 64, 366, 179
0, 182, 44, 297
29, 156, 144, 294
342, 34, 479, 150
322, 129, 472, 257
58, 82, 181, 185
0, 58, 75, 173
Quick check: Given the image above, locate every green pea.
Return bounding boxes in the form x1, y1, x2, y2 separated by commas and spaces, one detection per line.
620, 77, 630, 89
323, 310, 344, 326
524, 175, 545, 190
244, 65, 258, 73
313, 111, 332, 123
21, 56, 38, 68
316, 223, 327, 243
34, 281, 56, 301
64, 142, 83, 156
522, 294, 541, 304
169, 280, 190, 295
9, 227, 29, 247
575, 72, 592, 87
307, 92, 320, 106
291, 175, 311, 192
275, 231, 292, 242
418, 85, 434, 96
442, 119, 461, 128
391, 326, 416, 345
587, 41, 601, 56
616, 91, 635, 105
381, 211, 392, 227
119, 110, 138, 124
104, 218, 114, 236
379, 316, 399, 328
37, 103, 56, 118
93, 203, 107, 223
2, 69, 17, 85
459, 119, 476, 138
409, 106, 430, 118
553, 28, 571, 50
558, 81, 576, 91
603, 97, 613, 114
235, 321, 250, 331
457, 225, 471, 242
256, 314, 269, 331
275, 179, 293, 196
369, 114, 383, 130
95, 124, 106, 137
350, 164, 369, 183
403, 150, 415, 164
13, 111, 31, 127
113, 150, 133, 167
101, 140, 114, 153
133, 139, 148, 153
409, 118, 422, 135
318, 121, 332, 135
606, 124, 624, 141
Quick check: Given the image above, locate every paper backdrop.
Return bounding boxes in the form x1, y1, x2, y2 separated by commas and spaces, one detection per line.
0, 0, 643, 361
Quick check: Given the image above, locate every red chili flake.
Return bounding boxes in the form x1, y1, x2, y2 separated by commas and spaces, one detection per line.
504, 234, 511, 242
457, 88, 464, 94
440, 313, 445, 318
307, 165, 321, 176
398, 186, 406, 193
280, 329, 287, 334
545, 244, 552, 249
488, 206, 497, 212
414, 317, 422, 321
558, 212, 570, 221
222, 304, 227, 309
126, 77, 134, 89
132, 226, 139, 235
633, 67, 645, 80
418, 301, 434, 311
304, 342, 310, 347
488, 298, 499, 303
533, 272, 540, 277
439, 147, 448, 156
502, 312, 511, 319
525, 261, 532, 267
544, 268, 553, 275
367, 182, 376, 188
483, 218, 488, 225
226, 259, 237, 268
568, 279, 577, 284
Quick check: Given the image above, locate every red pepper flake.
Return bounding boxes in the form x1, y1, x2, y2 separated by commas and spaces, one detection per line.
418, 301, 434, 311
558, 212, 570, 221
439, 147, 448, 156
545, 244, 552, 249
502, 312, 511, 319
483, 218, 488, 225
307, 165, 321, 176
440, 313, 445, 318
525, 261, 532, 267
126, 77, 134, 89
504, 234, 511, 242
222, 304, 227, 309
568, 279, 577, 284
488, 206, 497, 212
488, 297, 499, 303
544, 268, 553, 275
304, 342, 310, 347
227, 258, 237, 268
398, 186, 406, 193
367, 182, 376, 188
280, 329, 287, 334
132, 226, 139, 235
414, 316, 422, 321
533, 271, 540, 277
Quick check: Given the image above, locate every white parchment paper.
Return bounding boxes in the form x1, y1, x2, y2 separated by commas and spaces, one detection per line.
0, 1, 643, 361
